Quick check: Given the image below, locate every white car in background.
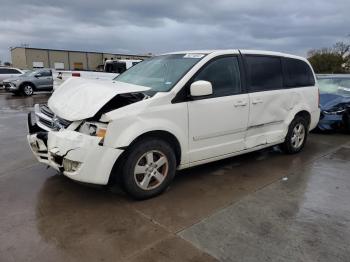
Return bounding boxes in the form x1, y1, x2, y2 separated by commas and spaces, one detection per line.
27, 50, 320, 199
0, 67, 24, 87
52, 59, 143, 90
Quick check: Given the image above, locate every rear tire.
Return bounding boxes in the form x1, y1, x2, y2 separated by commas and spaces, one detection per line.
120, 138, 177, 200
280, 116, 308, 154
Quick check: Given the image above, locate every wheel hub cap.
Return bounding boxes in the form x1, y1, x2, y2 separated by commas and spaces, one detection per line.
134, 150, 169, 191
291, 123, 305, 149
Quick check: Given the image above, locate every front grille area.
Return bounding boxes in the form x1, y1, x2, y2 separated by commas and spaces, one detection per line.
40, 104, 54, 118
36, 104, 72, 131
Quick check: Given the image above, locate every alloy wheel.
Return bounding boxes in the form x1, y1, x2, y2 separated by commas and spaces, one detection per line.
23, 85, 33, 96
291, 123, 305, 149
133, 150, 169, 191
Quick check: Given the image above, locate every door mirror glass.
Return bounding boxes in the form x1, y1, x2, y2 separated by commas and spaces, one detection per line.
190, 80, 213, 97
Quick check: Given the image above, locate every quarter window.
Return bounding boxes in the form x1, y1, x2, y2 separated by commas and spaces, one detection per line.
245, 56, 283, 92
283, 58, 315, 87
194, 56, 241, 97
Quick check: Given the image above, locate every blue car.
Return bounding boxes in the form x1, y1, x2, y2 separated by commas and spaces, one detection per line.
317, 75, 350, 131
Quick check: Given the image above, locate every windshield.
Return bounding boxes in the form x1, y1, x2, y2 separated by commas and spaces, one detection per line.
318, 77, 350, 97
114, 54, 205, 92
21, 70, 36, 77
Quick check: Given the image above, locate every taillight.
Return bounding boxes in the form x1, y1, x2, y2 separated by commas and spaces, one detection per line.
72, 72, 81, 77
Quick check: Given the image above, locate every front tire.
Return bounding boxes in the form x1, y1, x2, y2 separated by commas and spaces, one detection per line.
22, 84, 34, 96
280, 116, 308, 154
120, 138, 177, 200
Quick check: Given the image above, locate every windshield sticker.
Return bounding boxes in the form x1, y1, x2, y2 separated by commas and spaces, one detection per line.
184, 54, 205, 59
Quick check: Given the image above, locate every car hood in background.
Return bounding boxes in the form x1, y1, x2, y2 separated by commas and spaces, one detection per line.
320, 93, 350, 110
48, 77, 149, 121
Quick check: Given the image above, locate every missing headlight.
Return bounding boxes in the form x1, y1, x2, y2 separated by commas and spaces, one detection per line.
79, 122, 107, 138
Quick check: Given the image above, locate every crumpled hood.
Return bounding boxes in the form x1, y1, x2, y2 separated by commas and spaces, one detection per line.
48, 77, 149, 121
320, 93, 350, 110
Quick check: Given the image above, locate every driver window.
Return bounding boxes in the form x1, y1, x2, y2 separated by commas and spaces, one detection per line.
194, 56, 241, 97
39, 70, 52, 77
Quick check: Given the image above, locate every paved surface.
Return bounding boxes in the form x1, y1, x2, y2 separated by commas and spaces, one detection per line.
0, 91, 349, 262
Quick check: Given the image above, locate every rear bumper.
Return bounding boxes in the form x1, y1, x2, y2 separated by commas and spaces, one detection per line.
27, 112, 123, 185
309, 109, 321, 131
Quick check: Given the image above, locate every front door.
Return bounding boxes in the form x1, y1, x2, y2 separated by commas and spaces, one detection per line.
35, 69, 53, 89
188, 56, 249, 163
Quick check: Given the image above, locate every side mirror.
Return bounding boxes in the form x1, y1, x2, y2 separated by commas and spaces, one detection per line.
190, 80, 213, 97
34, 73, 42, 78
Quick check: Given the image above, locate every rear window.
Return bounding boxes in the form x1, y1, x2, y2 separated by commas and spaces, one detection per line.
283, 58, 315, 87
245, 55, 283, 92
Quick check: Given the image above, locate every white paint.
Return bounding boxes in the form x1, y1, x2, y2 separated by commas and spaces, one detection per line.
190, 80, 212, 97
48, 77, 149, 121
28, 49, 320, 186
0, 67, 24, 85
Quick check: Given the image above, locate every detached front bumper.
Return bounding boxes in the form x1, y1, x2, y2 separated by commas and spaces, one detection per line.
27, 112, 123, 185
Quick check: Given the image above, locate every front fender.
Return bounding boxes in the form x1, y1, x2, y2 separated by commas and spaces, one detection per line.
103, 103, 189, 165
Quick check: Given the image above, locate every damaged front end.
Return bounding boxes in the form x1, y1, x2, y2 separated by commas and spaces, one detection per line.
318, 95, 350, 132
27, 104, 123, 184
317, 75, 350, 132
27, 78, 150, 184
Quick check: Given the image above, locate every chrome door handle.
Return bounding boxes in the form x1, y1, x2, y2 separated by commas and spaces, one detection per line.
234, 101, 247, 107
252, 99, 263, 104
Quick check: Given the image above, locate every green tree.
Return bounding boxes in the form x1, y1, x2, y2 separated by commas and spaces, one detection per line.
307, 42, 350, 74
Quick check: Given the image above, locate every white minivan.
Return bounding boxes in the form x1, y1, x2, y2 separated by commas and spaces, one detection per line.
27, 50, 320, 199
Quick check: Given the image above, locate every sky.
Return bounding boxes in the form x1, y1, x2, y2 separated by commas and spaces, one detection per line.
0, 0, 349, 63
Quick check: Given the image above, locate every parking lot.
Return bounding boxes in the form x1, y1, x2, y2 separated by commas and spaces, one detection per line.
0, 91, 349, 262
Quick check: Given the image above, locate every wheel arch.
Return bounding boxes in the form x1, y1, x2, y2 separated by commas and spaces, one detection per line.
294, 110, 311, 129
19, 81, 36, 90
108, 130, 182, 186
285, 105, 312, 130
126, 130, 182, 166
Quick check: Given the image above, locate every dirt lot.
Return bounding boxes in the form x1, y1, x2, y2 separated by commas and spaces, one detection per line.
0, 91, 349, 262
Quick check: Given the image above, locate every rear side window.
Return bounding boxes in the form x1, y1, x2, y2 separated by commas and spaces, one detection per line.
194, 56, 241, 97
0, 68, 21, 74
8, 69, 21, 74
245, 56, 283, 92
283, 58, 315, 87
